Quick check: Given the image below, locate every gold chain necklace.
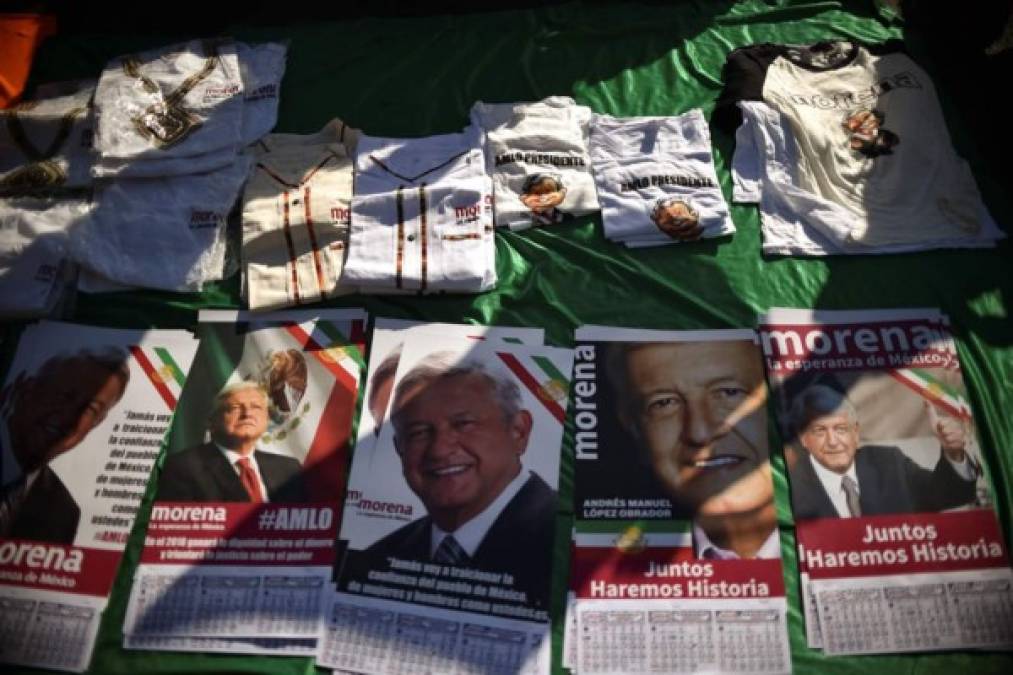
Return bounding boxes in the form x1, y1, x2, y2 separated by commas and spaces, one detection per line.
121, 40, 222, 148
0, 105, 87, 194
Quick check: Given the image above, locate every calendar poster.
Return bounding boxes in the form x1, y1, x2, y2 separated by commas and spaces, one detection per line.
760, 308, 1013, 654
0, 321, 198, 672
566, 326, 791, 675
320, 332, 570, 675
122, 309, 365, 645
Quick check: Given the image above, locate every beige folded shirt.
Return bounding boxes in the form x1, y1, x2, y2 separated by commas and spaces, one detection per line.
242, 120, 358, 310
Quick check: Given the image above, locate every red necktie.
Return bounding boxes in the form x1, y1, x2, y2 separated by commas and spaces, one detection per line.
236, 457, 265, 503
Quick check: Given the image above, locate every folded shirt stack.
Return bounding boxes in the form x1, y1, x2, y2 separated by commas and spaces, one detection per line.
241, 119, 359, 311
0, 196, 86, 318
471, 96, 599, 230
0, 80, 98, 317
343, 125, 497, 294
589, 109, 734, 248
76, 39, 286, 292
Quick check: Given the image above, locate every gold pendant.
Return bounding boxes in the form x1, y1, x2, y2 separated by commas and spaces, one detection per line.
132, 103, 202, 148
0, 160, 67, 194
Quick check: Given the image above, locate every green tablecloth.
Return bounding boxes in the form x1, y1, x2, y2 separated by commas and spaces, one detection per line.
5, 1, 1012, 672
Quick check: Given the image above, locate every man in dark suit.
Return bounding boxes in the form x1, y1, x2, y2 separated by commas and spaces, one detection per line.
157, 381, 306, 503
365, 353, 557, 611
1, 348, 130, 544
788, 384, 978, 520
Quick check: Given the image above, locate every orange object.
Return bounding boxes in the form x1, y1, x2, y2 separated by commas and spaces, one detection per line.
0, 13, 58, 108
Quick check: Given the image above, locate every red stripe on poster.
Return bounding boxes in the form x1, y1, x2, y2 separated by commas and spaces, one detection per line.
570, 546, 786, 600
301, 379, 355, 503
129, 346, 177, 409
283, 324, 357, 390
496, 352, 565, 424
0, 544, 124, 597
798, 510, 1009, 580
887, 370, 967, 420
349, 319, 366, 351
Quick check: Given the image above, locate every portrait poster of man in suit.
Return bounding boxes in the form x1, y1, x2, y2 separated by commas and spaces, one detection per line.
0, 321, 200, 556
123, 311, 366, 647
757, 308, 1008, 654
156, 379, 308, 503
154, 312, 366, 505
782, 375, 982, 522
338, 337, 571, 620
1, 347, 130, 545
571, 328, 781, 562
347, 319, 544, 465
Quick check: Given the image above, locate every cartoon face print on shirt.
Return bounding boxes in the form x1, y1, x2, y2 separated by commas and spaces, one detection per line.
519, 173, 567, 224
842, 109, 899, 158
651, 197, 702, 241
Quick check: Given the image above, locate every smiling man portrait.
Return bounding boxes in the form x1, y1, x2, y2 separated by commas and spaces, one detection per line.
606, 339, 778, 560
787, 384, 978, 520
365, 351, 556, 611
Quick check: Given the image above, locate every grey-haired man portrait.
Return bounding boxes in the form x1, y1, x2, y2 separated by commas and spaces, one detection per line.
787, 384, 978, 520
0, 347, 130, 544
156, 380, 307, 503
606, 340, 779, 560
365, 351, 556, 611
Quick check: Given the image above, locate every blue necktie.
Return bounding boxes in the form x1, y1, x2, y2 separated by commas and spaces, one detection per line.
433, 535, 469, 565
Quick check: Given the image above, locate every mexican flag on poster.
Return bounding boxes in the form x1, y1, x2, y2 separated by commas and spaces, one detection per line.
123, 308, 366, 649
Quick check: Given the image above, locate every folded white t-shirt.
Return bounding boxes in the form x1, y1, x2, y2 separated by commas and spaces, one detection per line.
92, 40, 287, 179
237, 41, 287, 146
589, 110, 734, 247
0, 196, 90, 317
93, 38, 244, 162
71, 158, 251, 291
471, 96, 599, 230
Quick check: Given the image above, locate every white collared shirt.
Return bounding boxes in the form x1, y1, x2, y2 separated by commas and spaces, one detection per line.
343, 127, 496, 294
429, 469, 530, 559
945, 453, 978, 482
217, 444, 269, 503
693, 521, 781, 560
809, 453, 861, 518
